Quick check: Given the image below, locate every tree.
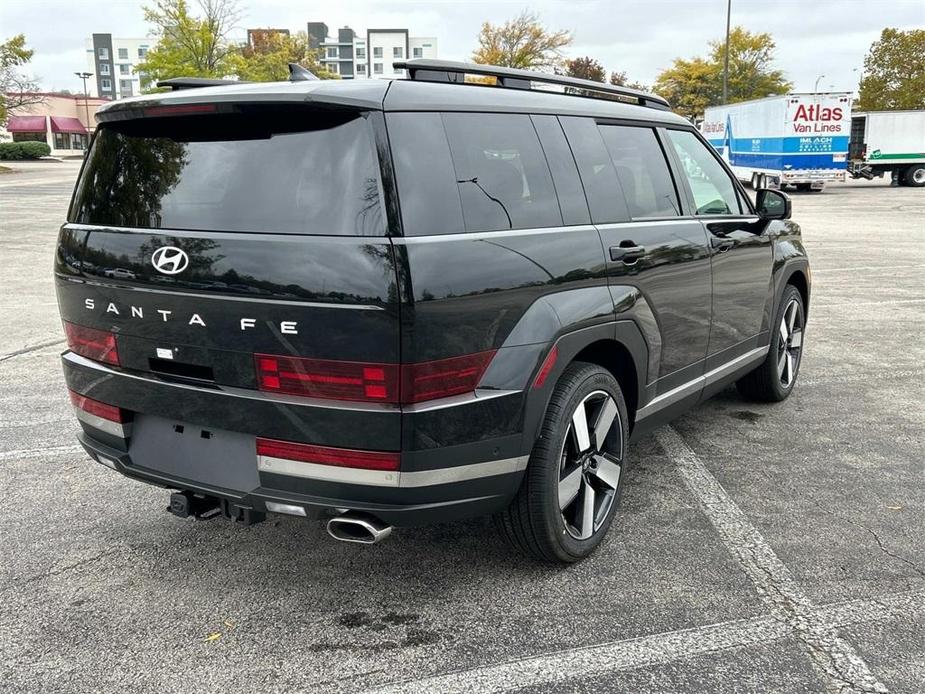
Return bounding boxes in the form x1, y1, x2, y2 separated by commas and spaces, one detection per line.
654, 27, 791, 120
609, 71, 648, 92
472, 11, 571, 71
857, 28, 925, 111
232, 30, 337, 82
564, 57, 605, 82
135, 0, 242, 91
0, 34, 44, 124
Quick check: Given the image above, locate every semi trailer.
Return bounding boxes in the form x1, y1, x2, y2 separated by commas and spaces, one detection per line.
848, 110, 925, 187
702, 93, 852, 191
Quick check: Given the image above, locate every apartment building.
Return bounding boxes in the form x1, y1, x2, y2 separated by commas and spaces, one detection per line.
85, 34, 152, 99
307, 22, 437, 79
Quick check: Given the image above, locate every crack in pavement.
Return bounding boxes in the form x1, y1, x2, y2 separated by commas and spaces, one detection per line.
807, 494, 925, 579
654, 426, 888, 694
0, 338, 66, 363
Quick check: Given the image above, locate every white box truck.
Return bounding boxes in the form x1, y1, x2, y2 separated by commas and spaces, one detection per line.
848, 110, 925, 187
702, 93, 852, 191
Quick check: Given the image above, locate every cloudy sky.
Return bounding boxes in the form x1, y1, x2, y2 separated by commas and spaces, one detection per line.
3, 0, 923, 93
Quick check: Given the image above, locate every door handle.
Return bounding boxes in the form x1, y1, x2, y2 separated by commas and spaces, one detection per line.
711, 237, 735, 253
610, 244, 646, 264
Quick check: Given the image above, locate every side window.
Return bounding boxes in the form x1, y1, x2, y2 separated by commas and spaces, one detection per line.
666, 129, 742, 215
387, 112, 465, 236
559, 116, 628, 224
598, 125, 680, 219
442, 112, 562, 232
530, 115, 590, 226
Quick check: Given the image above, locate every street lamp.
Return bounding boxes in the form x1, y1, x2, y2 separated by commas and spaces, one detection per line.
722, 0, 732, 104
813, 74, 825, 93
74, 72, 93, 139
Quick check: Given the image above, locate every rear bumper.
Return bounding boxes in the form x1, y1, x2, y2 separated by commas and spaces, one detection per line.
64, 351, 528, 526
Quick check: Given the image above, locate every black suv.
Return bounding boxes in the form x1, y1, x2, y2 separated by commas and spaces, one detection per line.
56, 60, 809, 563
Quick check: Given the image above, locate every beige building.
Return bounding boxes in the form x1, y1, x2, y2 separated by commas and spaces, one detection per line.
2, 93, 109, 156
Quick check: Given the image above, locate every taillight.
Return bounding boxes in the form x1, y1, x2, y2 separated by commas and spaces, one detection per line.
64, 321, 120, 365
255, 354, 400, 403
532, 345, 558, 389
254, 350, 496, 404
256, 438, 399, 471
68, 389, 127, 423
401, 350, 496, 403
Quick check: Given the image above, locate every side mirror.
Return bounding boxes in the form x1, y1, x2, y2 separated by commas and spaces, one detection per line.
756, 189, 791, 220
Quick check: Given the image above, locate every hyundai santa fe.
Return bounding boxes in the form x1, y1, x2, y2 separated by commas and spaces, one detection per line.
56, 59, 810, 563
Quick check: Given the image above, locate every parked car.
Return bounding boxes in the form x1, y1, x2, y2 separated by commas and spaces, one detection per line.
103, 267, 137, 280
56, 60, 810, 563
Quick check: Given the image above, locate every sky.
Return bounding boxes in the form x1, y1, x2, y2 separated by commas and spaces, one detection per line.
2, 0, 923, 94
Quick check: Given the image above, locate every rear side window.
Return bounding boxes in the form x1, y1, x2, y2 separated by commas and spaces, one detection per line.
530, 115, 590, 226
442, 113, 561, 232
388, 112, 562, 235
598, 125, 680, 219
71, 110, 384, 235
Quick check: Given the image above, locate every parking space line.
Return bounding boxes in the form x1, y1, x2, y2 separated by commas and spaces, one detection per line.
654, 426, 888, 694
365, 586, 924, 694
0, 444, 83, 461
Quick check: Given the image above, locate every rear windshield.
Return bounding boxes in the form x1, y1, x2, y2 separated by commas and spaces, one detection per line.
70, 109, 384, 236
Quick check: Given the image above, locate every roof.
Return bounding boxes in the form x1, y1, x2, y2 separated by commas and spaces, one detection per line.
95, 73, 689, 127
6, 115, 46, 132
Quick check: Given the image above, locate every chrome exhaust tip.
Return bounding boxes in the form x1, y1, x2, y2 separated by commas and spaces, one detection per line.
327, 512, 392, 544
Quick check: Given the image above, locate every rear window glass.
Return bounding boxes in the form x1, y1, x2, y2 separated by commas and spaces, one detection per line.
70, 110, 384, 235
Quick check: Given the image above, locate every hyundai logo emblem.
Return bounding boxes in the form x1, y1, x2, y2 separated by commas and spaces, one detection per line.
151, 246, 189, 275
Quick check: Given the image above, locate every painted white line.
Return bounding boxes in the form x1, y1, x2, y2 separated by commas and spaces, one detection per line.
364, 588, 925, 694
654, 426, 888, 693
811, 264, 925, 274
813, 298, 925, 308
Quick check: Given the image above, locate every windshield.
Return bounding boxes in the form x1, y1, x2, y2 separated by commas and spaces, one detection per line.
70, 109, 384, 236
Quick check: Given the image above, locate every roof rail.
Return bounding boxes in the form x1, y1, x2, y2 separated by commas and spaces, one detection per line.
156, 77, 248, 91
393, 59, 671, 111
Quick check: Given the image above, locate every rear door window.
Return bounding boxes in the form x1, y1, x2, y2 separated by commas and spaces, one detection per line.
666, 128, 743, 215
530, 115, 591, 226
559, 116, 629, 224
598, 125, 681, 219
71, 110, 385, 236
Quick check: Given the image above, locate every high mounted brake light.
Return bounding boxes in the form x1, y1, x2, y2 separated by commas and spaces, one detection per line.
64, 321, 119, 366
256, 438, 400, 471
68, 390, 127, 423
254, 350, 497, 404
142, 103, 217, 117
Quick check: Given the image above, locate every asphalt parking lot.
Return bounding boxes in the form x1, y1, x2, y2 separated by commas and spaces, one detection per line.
1, 161, 923, 693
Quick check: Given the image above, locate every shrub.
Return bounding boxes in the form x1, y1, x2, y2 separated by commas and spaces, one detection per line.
0, 141, 52, 160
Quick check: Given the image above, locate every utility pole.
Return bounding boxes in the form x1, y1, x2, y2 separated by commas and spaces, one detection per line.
722, 0, 732, 104
75, 72, 93, 140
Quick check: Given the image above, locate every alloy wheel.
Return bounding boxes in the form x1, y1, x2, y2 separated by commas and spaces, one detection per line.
557, 390, 623, 540
777, 298, 804, 388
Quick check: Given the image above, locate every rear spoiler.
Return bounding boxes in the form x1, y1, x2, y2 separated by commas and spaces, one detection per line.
157, 65, 318, 91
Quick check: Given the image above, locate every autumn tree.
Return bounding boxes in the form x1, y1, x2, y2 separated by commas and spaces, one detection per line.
564, 56, 605, 82
609, 71, 648, 92
0, 34, 44, 124
857, 28, 925, 111
232, 30, 337, 81
654, 27, 791, 120
135, 0, 242, 91
472, 11, 572, 71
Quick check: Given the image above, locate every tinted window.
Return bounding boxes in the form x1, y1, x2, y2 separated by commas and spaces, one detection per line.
599, 125, 680, 219
560, 116, 628, 224
443, 112, 561, 232
531, 115, 591, 226
71, 111, 384, 235
387, 112, 465, 236
667, 129, 742, 215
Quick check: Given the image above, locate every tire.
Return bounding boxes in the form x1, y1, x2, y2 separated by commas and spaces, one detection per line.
904, 165, 925, 187
736, 285, 805, 402
495, 362, 629, 563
